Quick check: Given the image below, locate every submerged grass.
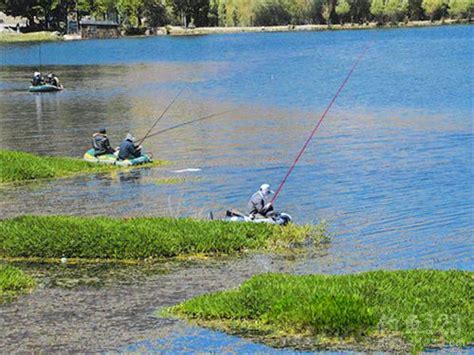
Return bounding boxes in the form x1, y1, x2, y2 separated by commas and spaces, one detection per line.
0, 216, 328, 260
0, 149, 167, 183
167, 270, 473, 352
0, 264, 35, 303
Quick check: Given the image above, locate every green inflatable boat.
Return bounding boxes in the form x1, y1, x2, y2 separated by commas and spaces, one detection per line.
29, 84, 64, 93
83, 149, 153, 167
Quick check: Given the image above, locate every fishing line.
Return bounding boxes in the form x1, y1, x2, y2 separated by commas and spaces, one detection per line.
139, 108, 237, 141
137, 86, 186, 146
271, 41, 374, 203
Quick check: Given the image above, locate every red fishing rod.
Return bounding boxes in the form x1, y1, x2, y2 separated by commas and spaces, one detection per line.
271, 42, 374, 204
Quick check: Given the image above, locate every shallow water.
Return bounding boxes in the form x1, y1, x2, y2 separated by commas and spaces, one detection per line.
0, 25, 473, 352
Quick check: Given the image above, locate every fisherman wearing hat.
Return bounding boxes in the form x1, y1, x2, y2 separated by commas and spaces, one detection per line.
47, 73, 60, 87
31, 71, 44, 86
248, 183, 275, 219
92, 128, 115, 156
118, 133, 142, 161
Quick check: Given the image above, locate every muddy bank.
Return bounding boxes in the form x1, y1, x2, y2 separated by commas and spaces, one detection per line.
0, 254, 301, 352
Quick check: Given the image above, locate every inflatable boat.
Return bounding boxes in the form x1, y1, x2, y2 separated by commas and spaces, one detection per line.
83, 149, 153, 167
29, 84, 64, 93
219, 210, 293, 226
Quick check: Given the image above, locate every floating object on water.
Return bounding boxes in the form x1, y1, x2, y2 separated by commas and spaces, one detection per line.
223, 209, 292, 226
28, 84, 63, 93
172, 168, 201, 173
83, 149, 152, 167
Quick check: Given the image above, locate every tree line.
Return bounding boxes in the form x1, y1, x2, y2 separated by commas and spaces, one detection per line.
0, 0, 471, 32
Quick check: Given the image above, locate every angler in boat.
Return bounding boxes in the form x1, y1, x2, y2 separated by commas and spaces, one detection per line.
118, 133, 143, 161
47, 73, 61, 87
248, 183, 275, 219
29, 71, 63, 92
31, 72, 44, 86
223, 184, 292, 225
92, 128, 116, 156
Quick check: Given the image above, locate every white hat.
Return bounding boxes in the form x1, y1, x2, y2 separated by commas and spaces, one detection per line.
34, 71, 40, 76
260, 184, 274, 196
126, 133, 135, 142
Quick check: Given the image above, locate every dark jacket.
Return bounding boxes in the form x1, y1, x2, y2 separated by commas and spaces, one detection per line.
118, 139, 141, 160
92, 133, 115, 156
32, 76, 44, 86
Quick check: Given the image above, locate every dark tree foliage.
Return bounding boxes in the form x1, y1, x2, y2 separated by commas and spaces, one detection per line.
254, 1, 292, 26
142, 0, 168, 27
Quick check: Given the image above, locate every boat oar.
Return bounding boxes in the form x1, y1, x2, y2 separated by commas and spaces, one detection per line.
138, 108, 237, 141
137, 87, 186, 146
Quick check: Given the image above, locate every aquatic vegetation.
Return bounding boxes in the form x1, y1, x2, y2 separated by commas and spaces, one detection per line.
154, 177, 192, 184
0, 264, 35, 303
0, 149, 167, 183
167, 270, 473, 352
0, 216, 328, 260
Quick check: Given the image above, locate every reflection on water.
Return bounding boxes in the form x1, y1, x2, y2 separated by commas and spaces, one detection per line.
0, 25, 473, 352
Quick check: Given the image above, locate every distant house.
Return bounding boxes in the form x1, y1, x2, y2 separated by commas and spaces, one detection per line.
79, 19, 120, 39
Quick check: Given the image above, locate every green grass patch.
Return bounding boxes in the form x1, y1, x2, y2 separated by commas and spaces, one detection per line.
0, 31, 62, 43
167, 270, 473, 352
0, 149, 167, 183
0, 215, 328, 260
0, 264, 35, 303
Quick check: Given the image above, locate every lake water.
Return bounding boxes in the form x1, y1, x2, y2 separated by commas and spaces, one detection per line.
0, 25, 473, 352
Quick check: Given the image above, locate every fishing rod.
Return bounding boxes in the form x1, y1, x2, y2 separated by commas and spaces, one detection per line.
271, 41, 374, 204
137, 87, 186, 146
137, 108, 238, 141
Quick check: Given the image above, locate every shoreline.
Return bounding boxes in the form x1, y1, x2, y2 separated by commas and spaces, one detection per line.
157, 19, 470, 36
0, 19, 470, 43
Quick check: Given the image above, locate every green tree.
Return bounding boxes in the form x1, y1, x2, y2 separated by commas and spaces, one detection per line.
336, 0, 351, 23
254, 0, 291, 26
370, 0, 385, 22
322, 0, 336, 24
422, 0, 447, 20
217, 0, 227, 25
448, 0, 472, 18
384, 0, 408, 22
232, 6, 239, 24
143, 0, 169, 27
208, 0, 219, 25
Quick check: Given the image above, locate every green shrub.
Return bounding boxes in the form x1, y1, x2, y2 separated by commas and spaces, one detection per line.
0, 216, 328, 259
0, 264, 35, 303
169, 270, 473, 352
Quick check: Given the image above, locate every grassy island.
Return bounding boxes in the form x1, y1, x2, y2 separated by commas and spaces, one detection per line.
0, 265, 35, 303
0, 149, 167, 184
0, 216, 328, 260
167, 270, 473, 352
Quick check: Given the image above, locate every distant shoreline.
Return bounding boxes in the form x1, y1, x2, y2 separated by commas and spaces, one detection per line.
0, 19, 470, 43
157, 19, 471, 36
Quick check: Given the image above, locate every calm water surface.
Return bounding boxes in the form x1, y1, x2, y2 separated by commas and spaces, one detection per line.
0, 25, 473, 352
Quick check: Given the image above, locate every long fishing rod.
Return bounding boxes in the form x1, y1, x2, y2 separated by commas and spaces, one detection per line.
271, 42, 374, 204
137, 108, 237, 141
137, 87, 185, 146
